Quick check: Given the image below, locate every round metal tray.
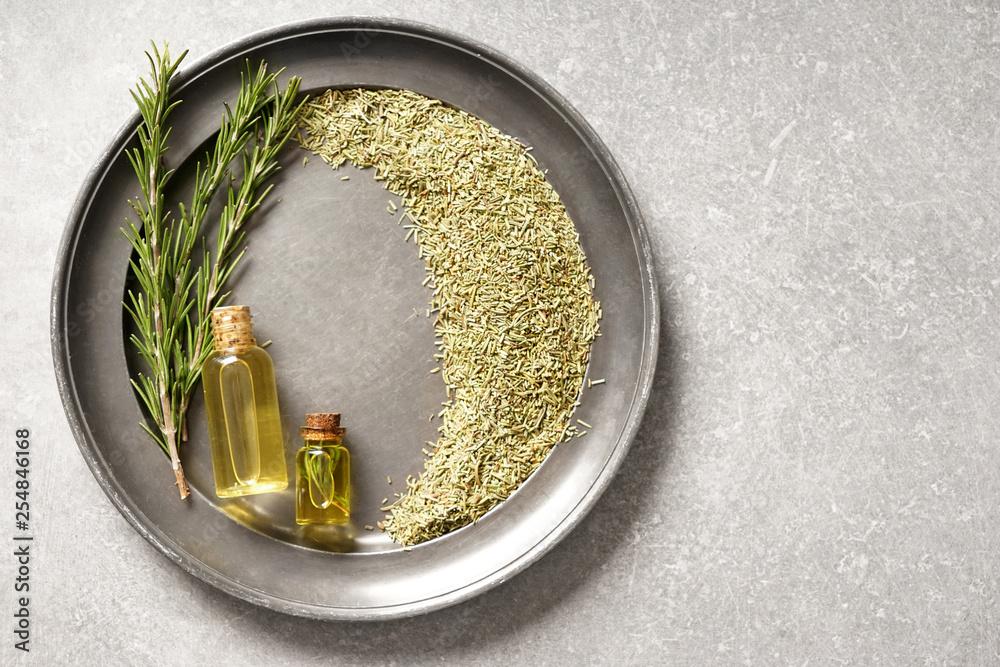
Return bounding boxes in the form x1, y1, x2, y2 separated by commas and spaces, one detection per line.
51, 17, 658, 619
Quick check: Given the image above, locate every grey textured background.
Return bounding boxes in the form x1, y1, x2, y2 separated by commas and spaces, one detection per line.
2, 0, 999, 664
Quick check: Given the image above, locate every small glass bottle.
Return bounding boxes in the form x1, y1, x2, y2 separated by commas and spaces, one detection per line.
296, 413, 351, 526
202, 305, 288, 498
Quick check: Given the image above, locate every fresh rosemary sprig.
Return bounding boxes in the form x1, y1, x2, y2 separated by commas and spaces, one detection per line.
121, 42, 303, 499
122, 43, 189, 497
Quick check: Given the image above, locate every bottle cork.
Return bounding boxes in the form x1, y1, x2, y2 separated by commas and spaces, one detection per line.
301, 413, 347, 440
210, 305, 256, 352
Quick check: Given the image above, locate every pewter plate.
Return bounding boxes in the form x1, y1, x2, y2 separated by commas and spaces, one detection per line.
51, 17, 658, 620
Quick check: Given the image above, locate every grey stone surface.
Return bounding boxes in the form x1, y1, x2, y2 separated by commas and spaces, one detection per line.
2, 0, 999, 664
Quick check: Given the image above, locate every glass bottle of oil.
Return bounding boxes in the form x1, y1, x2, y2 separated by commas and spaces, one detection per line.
296, 413, 351, 525
202, 305, 287, 498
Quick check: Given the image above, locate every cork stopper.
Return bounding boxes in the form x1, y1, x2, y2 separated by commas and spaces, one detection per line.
301, 413, 346, 440
210, 305, 256, 352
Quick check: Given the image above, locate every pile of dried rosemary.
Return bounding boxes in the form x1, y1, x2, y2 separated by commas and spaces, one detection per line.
297, 89, 600, 545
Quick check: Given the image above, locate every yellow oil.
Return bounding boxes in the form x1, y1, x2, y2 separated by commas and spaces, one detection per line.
202, 346, 288, 498
295, 439, 350, 525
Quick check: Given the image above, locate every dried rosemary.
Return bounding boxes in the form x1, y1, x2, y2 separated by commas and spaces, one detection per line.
297, 88, 600, 544
122, 43, 303, 498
